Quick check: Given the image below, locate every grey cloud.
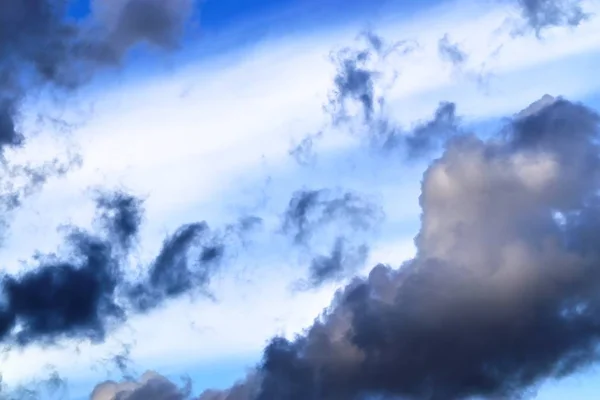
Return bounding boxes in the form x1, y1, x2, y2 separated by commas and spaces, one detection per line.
199, 95, 600, 399
514, 0, 590, 35
0, 0, 198, 152
90, 371, 191, 400
377, 101, 461, 158
281, 189, 383, 245
0, 187, 256, 348
90, 0, 196, 60
327, 32, 416, 125
299, 237, 369, 289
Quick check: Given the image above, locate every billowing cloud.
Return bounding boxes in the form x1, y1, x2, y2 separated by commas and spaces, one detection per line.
4, 1, 600, 398
195, 94, 600, 399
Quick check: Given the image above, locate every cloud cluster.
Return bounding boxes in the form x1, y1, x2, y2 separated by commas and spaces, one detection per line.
3, 0, 600, 398
198, 94, 600, 400
192, 3, 600, 397
0, 190, 257, 348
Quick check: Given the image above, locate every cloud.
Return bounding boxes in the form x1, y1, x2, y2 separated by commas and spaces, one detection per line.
194, 92, 600, 399
514, 0, 590, 35
0, 189, 258, 348
0, 0, 197, 152
0, 152, 82, 241
4, 0, 600, 395
281, 189, 382, 246
0, 190, 143, 347
437, 33, 468, 67
298, 237, 369, 290
90, 371, 191, 400
326, 32, 417, 125
94, 189, 146, 252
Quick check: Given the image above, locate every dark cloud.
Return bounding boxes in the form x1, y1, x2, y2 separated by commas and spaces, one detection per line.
125, 215, 261, 313
514, 0, 590, 35
124, 222, 221, 313
0, 228, 125, 346
198, 96, 600, 399
326, 32, 416, 125
0, 189, 254, 349
91, 0, 195, 59
0, 0, 197, 152
94, 189, 145, 251
377, 101, 461, 158
322, 33, 461, 159
281, 189, 382, 245
297, 237, 369, 290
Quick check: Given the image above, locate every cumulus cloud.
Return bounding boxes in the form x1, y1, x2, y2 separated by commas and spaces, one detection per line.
5, 1, 600, 398
194, 93, 600, 399
90, 371, 191, 400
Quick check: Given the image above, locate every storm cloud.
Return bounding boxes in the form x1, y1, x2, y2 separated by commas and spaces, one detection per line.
196, 94, 600, 400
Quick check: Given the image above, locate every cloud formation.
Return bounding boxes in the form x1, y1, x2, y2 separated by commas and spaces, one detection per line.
0, 0, 197, 151
196, 92, 600, 399
281, 189, 382, 246
300, 237, 369, 289
514, 0, 590, 35
0, 190, 255, 349
5, 1, 600, 398
90, 371, 191, 400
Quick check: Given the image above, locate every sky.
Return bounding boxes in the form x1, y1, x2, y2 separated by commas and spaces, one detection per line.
1, 0, 600, 399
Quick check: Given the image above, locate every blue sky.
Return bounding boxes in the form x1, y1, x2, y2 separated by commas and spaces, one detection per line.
3, 0, 600, 399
